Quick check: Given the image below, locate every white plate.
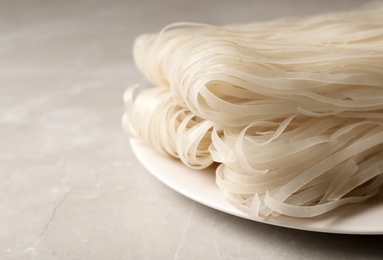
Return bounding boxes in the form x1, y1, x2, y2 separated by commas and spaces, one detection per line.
130, 139, 383, 234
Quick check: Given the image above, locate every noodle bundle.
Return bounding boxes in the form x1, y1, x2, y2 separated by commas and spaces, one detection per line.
123, 4, 383, 218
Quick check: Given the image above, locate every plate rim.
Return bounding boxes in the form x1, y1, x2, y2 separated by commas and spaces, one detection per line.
130, 138, 383, 235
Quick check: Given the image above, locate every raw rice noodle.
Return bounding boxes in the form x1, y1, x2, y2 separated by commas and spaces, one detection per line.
123, 3, 383, 218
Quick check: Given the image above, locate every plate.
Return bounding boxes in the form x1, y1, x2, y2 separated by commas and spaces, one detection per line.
130, 139, 383, 234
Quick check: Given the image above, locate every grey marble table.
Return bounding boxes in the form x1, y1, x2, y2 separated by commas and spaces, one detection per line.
1, 0, 382, 259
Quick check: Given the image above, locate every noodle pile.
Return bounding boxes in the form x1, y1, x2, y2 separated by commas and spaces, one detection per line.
123, 4, 383, 218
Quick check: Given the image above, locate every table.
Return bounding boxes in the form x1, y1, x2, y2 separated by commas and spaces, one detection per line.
1, 0, 382, 259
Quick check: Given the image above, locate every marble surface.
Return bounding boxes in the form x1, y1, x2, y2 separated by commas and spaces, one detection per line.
1, 0, 383, 259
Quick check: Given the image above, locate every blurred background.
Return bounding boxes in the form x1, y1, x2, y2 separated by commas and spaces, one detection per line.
1, 0, 382, 259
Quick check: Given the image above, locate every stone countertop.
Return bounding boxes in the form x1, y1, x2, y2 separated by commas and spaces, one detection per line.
1, 0, 382, 259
